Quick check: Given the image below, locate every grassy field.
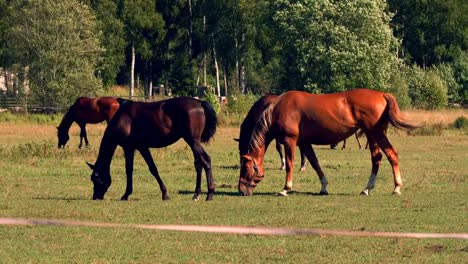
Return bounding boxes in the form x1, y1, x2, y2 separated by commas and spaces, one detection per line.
0, 110, 467, 263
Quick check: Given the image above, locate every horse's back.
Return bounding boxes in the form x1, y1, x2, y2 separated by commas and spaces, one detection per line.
110, 97, 211, 147
272, 89, 389, 145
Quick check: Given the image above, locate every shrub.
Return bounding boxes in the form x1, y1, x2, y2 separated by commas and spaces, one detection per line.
407, 65, 448, 109
203, 89, 221, 114
453, 116, 468, 129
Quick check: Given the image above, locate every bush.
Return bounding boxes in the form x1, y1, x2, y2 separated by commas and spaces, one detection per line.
203, 89, 221, 114
453, 116, 468, 129
407, 65, 448, 109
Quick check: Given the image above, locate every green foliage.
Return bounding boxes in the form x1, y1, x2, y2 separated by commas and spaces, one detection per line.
91, 0, 126, 87
203, 88, 221, 114
272, 0, 400, 92
6, 0, 103, 107
453, 116, 468, 129
406, 65, 448, 109
433, 63, 462, 105
226, 92, 258, 115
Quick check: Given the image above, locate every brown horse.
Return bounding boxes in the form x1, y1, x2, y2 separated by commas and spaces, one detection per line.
238, 89, 419, 197
57, 97, 120, 148
234, 94, 307, 171
86, 97, 217, 201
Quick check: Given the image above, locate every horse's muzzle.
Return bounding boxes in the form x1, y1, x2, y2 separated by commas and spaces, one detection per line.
238, 181, 254, 196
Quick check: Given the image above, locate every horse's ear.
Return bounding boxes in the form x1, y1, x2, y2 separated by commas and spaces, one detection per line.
233, 138, 239, 142
86, 162, 95, 170
56, 126, 59, 130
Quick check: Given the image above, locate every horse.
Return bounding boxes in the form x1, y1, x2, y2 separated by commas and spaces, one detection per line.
238, 89, 419, 197
57, 97, 120, 148
86, 97, 217, 201
234, 94, 307, 171
330, 130, 368, 150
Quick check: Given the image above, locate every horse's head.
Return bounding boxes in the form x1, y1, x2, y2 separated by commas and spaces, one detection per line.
57, 127, 69, 148
238, 154, 264, 196
86, 162, 111, 200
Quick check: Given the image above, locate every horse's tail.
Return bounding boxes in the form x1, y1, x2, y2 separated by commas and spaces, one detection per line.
201, 101, 218, 143
384, 93, 420, 131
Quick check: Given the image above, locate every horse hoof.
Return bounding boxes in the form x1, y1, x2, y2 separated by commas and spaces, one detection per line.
120, 197, 128, 201
162, 194, 170, 200
300, 167, 306, 172
392, 191, 402, 196
319, 191, 328, 195
360, 190, 369, 196
278, 190, 288, 197
205, 195, 213, 201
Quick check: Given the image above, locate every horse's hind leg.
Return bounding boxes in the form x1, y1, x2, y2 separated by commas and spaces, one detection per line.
376, 135, 402, 195
121, 148, 135, 200
275, 141, 285, 170
360, 139, 382, 196
300, 145, 328, 195
187, 139, 215, 201
139, 148, 169, 200
78, 124, 89, 148
299, 148, 307, 172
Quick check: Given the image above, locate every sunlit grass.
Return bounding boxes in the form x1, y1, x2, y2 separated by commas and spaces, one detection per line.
0, 116, 467, 263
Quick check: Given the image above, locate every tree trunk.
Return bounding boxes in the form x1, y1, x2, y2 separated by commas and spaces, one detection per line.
240, 32, 246, 94
203, 15, 207, 86
224, 65, 228, 98
130, 44, 135, 98
212, 35, 220, 98
188, 0, 193, 71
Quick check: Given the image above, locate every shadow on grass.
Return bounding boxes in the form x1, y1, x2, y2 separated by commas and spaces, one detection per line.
178, 190, 351, 197
32, 196, 142, 201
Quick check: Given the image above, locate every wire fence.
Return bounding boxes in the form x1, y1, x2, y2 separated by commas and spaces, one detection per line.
0, 95, 169, 114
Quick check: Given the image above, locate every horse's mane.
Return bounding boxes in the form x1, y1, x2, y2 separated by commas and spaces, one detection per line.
247, 94, 283, 153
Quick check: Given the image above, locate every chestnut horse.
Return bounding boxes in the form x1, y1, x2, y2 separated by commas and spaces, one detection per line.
238, 89, 419, 197
86, 97, 217, 201
57, 97, 120, 148
234, 94, 307, 171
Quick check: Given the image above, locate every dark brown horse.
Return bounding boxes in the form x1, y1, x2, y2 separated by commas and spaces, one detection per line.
234, 94, 307, 171
86, 97, 217, 201
238, 89, 419, 197
57, 97, 120, 148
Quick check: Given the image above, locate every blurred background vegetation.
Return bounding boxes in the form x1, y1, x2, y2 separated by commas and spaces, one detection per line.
0, 0, 466, 112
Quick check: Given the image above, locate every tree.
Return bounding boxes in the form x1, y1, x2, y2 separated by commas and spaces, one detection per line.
122, 0, 165, 97
7, 0, 103, 107
89, 0, 127, 87
271, 0, 401, 93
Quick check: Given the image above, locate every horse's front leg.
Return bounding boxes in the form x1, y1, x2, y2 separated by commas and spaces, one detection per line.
121, 147, 135, 200
301, 145, 328, 195
278, 138, 296, 196
139, 148, 169, 200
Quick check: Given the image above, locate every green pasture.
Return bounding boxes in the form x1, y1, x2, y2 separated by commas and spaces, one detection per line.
0, 117, 467, 263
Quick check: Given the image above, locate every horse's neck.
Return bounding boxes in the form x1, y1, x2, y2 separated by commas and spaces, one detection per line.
95, 135, 118, 173
58, 108, 76, 132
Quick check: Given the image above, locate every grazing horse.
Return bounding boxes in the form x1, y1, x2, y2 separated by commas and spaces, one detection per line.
86, 97, 217, 201
234, 94, 307, 171
238, 89, 419, 197
57, 97, 120, 148
331, 130, 368, 150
